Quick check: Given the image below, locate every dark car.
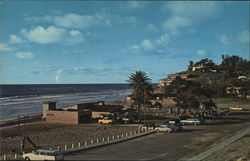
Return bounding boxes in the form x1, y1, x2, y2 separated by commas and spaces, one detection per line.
166, 123, 182, 132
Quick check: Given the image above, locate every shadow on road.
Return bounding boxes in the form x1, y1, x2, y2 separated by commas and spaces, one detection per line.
179, 128, 202, 133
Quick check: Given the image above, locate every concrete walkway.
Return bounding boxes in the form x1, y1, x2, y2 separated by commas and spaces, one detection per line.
179, 125, 250, 161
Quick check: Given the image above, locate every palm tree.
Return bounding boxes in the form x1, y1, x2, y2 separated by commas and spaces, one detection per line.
127, 71, 153, 120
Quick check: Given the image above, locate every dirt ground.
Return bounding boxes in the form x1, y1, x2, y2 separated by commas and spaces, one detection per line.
203, 134, 250, 161
0, 123, 138, 156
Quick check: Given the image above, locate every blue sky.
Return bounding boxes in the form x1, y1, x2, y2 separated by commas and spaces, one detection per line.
0, 1, 249, 84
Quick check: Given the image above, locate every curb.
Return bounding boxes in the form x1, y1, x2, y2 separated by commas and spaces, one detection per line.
62, 130, 156, 154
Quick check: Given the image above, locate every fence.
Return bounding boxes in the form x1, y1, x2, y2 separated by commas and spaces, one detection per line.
2, 126, 155, 160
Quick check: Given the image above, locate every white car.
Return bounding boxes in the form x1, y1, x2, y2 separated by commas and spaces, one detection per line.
180, 118, 202, 125
23, 150, 64, 160
155, 125, 172, 133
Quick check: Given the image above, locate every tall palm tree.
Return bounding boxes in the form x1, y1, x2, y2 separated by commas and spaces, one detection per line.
127, 71, 153, 120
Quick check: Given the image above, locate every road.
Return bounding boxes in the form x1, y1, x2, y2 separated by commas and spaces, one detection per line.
65, 113, 250, 160
0, 114, 42, 128
180, 125, 250, 161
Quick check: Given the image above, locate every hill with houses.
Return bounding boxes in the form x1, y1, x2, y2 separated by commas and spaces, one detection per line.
155, 55, 250, 99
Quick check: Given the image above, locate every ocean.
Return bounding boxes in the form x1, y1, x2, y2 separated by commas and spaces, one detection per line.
0, 84, 131, 119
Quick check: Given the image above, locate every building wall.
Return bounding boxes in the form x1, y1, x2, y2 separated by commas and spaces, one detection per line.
46, 110, 79, 124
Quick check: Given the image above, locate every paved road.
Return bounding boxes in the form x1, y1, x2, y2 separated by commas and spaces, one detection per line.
180, 125, 250, 161
0, 114, 42, 128
65, 116, 250, 160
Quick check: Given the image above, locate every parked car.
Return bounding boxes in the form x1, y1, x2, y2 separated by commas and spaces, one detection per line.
155, 125, 172, 133
229, 107, 243, 111
166, 123, 182, 132
23, 150, 64, 160
98, 117, 114, 124
180, 118, 202, 125
169, 118, 180, 124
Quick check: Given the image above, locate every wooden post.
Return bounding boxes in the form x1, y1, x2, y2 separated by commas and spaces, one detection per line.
57, 146, 60, 151
3, 155, 6, 160
91, 140, 93, 144
102, 138, 104, 142
65, 145, 67, 150
96, 139, 99, 143
122, 134, 124, 138
49, 147, 52, 150
112, 136, 115, 140
85, 141, 87, 146
72, 144, 74, 148
14, 154, 17, 159
107, 137, 110, 141
117, 135, 119, 139
130, 131, 132, 135
78, 142, 81, 147
126, 133, 128, 137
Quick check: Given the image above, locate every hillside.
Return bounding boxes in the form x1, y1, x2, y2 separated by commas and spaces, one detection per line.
155, 55, 250, 98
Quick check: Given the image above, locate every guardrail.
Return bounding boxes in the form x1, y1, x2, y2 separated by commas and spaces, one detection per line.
1, 127, 155, 160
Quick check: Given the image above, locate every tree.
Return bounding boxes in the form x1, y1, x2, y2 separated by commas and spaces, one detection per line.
127, 71, 153, 121
165, 77, 217, 117
188, 61, 194, 71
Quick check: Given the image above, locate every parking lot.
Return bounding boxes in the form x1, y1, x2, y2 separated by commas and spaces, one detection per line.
65, 113, 250, 160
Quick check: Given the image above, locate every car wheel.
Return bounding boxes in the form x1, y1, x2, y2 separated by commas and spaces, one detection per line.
25, 157, 30, 160
156, 129, 160, 133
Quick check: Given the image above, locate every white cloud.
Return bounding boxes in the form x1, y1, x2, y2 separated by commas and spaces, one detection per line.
237, 30, 249, 44
196, 50, 207, 56
216, 34, 233, 45
128, 45, 141, 54
15, 52, 34, 59
162, 2, 220, 35
54, 13, 104, 29
162, 16, 191, 35
127, 34, 172, 54
146, 24, 157, 32
21, 26, 66, 44
155, 34, 169, 45
25, 13, 136, 30
9, 34, 26, 44
129, 1, 143, 8
55, 70, 63, 82
128, 39, 154, 54
165, 2, 219, 20
0, 43, 11, 51
217, 30, 249, 45
67, 30, 85, 45
141, 39, 154, 50
21, 26, 84, 45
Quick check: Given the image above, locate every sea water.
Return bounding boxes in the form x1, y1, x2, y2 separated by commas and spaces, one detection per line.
0, 84, 130, 119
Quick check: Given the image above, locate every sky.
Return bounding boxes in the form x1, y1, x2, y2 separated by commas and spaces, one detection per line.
0, 1, 249, 84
